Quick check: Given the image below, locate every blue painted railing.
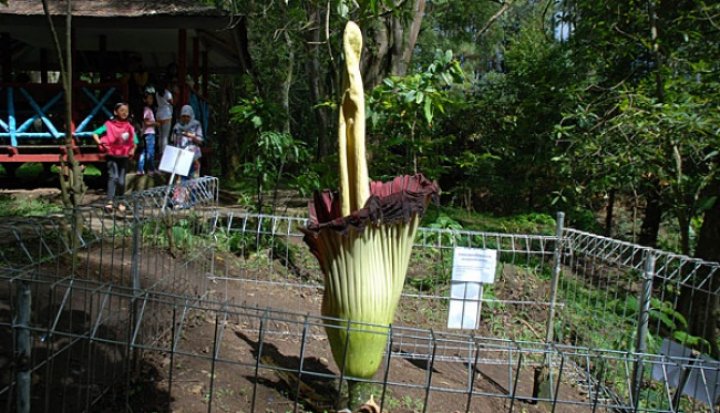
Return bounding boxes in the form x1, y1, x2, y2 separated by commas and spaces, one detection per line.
0, 85, 119, 145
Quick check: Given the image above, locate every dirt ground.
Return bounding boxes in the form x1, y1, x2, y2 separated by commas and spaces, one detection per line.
113, 250, 589, 413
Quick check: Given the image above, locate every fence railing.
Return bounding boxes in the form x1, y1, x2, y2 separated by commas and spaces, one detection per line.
0, 177, 219, 412
3, 273, 719, 412
560, 227, 720, 351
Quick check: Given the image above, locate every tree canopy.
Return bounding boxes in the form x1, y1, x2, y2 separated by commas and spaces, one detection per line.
207, 0, 719, 262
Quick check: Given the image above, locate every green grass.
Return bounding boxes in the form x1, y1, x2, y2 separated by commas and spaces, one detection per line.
422, 205, 556, 234
0, 194, 63, 217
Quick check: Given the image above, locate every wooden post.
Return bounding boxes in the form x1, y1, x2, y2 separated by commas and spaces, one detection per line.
177, 28, 187, 105
1, 33, 11, 83
192, 36, 200, 92
71, 28, 78, 81
40, 49, 48, 84
99, 34, 107, 82
202, 50, 209, 98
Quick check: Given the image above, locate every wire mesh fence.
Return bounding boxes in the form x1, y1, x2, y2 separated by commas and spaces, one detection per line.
1, 186, 720, 412
0, 177, 218, 412
211, 212, 561, 341
3, 273, 720, 412
559, 228, 720, 359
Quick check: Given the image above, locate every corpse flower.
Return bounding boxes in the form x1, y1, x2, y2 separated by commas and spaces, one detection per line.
302, 21, 439, 398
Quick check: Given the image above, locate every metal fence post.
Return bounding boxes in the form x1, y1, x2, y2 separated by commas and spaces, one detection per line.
15, 280, 31, 413
545, 211, 565, 344
632, 253, 656, 409
130, 198, 142, 375
131, 198, 141, 293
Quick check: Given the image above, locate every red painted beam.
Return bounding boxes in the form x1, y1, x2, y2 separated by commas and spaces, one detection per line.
0, 145, 105, 163
0, 154, 105, 163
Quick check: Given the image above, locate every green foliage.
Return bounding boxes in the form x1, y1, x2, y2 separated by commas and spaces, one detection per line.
551, 0, 720, 252
230, 97, 314, 212
424, 206, 556, 234
367, 50, 465, 179
0, 195, 62, 217
214, 0, 720, 275
426, 211, 464, 231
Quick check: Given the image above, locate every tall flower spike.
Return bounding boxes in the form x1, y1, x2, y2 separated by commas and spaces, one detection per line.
339, 21, 370, 216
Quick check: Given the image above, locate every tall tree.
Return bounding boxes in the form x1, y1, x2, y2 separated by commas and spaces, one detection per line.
303, 1, 331, 158
41, 0, 86, 210
358, 0, 426, 88
689, 178, 720, 357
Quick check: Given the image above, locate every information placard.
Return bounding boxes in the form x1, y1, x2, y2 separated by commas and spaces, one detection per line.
451, 247, 497, 283
159, 145, 194, 177
448, 283, 483, 329
447, 248, 497, 330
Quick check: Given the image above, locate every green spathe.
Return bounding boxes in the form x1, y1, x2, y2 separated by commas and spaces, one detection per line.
315, 220, 419, 377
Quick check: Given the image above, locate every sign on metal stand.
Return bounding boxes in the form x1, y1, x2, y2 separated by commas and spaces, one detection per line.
158, 145, 195, 212
447, 247, 497, 330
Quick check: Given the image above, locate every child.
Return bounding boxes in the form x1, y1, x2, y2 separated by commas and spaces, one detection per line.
137, 87, 158, 175
155, 80, 174, 157
93, 102, 136, 212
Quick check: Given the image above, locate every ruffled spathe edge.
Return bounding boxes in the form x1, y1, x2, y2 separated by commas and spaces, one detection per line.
302, 174, 440, 238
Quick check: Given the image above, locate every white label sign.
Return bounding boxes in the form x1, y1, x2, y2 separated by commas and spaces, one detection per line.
447, 248, 497, 330
452, 247, 497, 283
448, 283, 483, 329
159, 145, 194, 176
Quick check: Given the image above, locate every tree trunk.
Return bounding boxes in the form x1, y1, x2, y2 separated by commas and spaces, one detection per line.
605, 189, 615, 237
638, 2, 664, 249
234, 16, 261, 95
359, 0, 426, 90
680, 180, 720, 358
678, 211, 691, 256
218, 76, 240, 179
638, 190, 662, 248
391, 0, 426, 76
43, 0, 86, 212
360, 18, 391, 90
304, 3, 330, 159
279, 2, 294, 135
281, 30, 294, 135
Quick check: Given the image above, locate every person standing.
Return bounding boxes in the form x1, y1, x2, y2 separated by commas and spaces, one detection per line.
173, 104, 204, 178
93, 102, 136, 212
137, 87, 158, 175
169, 105, 203, 208
155, 80, 174, 158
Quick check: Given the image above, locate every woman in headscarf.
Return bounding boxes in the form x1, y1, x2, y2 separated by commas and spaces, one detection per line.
172, 104, 203, 177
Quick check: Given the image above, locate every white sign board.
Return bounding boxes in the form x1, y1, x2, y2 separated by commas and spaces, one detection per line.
447, 248, 497, 330
159, 145, 194, 177
448, 283, 483, 329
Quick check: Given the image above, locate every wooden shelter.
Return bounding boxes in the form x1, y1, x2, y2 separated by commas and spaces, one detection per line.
0, 0, 247, 166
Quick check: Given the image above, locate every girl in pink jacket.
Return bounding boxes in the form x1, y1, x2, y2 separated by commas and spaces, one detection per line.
93, 102, 136, 212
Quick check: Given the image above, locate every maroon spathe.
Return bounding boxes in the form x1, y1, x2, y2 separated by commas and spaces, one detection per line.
303, 174, 440, 255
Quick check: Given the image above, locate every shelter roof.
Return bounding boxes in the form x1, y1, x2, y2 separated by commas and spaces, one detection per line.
1, 0, 225, 18
0, 1, 246, 74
